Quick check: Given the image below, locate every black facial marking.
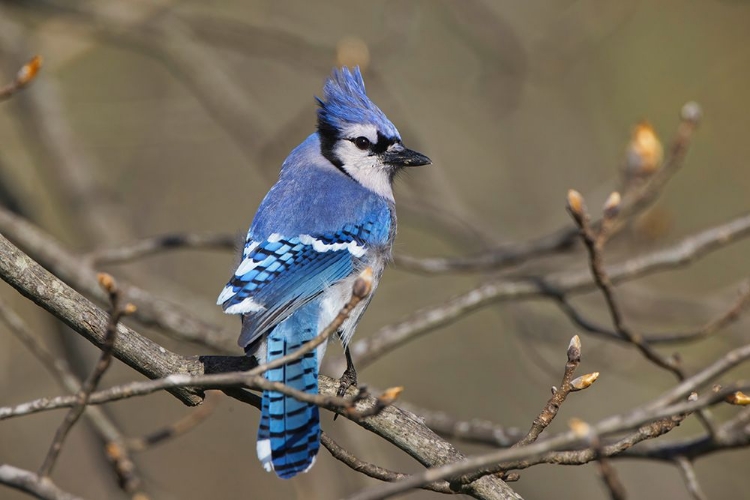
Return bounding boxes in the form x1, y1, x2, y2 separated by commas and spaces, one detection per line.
317, 121, 354, 180
372, 132, 397, 155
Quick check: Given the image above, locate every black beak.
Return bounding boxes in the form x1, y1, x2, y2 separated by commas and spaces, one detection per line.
381, 144, 431, 167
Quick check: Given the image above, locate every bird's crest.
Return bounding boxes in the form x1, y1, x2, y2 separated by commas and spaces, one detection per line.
317, 66, 398, 138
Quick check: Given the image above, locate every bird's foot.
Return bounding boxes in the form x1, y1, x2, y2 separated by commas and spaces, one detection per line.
336, 363, 358, 398
333, 352, 358, 421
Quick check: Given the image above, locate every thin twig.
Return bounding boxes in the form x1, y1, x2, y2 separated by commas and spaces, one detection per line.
524, 413, 690, 469
393, 103, 701, 274
0, 229, 207, 405
566, 419, 628, 500
86, 232, 238, 265
675, 457, 707, 500
342, 389, 716, 500
0, 465, 83, 500
514, 335, 596, 447
0, 371, 394, 423
0, 205, 237, 354
397, 402, 525, 448
646, 280, 750, 344
347, 211, 750, 371
566, 189, 682, 377
595, 454, 627, 500
0, 213, 512, 500
0, 298, 144, 495
576, 421, 628, 500
553, 279, 750, 345
246, 267, 373, 383
126, 392, 221, 452
0, 55, 42, 101
567, 189, 718, 436
3, 366, 736, 498
38, 273, 133, 478
320, 433, 456, 494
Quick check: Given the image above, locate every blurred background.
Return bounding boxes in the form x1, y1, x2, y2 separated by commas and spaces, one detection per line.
1, 1, 750, 498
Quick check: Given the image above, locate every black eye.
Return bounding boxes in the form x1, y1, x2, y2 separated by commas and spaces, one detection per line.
354, 136, 371, 150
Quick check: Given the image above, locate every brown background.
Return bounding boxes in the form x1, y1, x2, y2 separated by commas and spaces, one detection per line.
1, 1, 750, 498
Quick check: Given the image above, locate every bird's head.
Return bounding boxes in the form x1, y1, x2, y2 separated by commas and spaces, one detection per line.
316, 66, 430, 199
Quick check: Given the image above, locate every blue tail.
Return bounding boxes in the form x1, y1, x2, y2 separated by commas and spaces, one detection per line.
257, 321, 320, 479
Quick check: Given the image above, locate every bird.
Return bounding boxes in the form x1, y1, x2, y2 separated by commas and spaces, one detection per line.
216, 66, 430, 479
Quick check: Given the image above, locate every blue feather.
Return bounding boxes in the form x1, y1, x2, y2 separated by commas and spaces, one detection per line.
218, 216, 391, 348
257, 303, 320, 479
217, 66, 425, 479
317, 67, 399, 140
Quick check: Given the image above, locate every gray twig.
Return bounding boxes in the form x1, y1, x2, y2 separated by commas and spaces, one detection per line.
38, 274, 132, 478
393, 103, 701, 275
0, 465, 83, 500
348, 211, 750, 370
398, 402, 525, 448
675, 457, 708, 500
566, 188, 717, 436
320, 433, 456, 495
126, 392, 220, 453
86, 232, 238, 266
0, 298, 144, 495
514, 335, 595, 448
552, 280, 750, 345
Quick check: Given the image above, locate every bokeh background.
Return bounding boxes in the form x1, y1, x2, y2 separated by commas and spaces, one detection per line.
1, 1, 750, 498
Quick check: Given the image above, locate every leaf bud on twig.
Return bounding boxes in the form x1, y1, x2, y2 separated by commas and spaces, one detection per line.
378, 386, 404, 405
602, 192, 621, 219
566, 190, 585, 221
725, 391, 750, 406
626, 121, 663, 175
567, 335, 582, 363
570, 372, 600, 391
680, 101, 702, 124
97, 272, 116, 293
16, 55, 43, 87
352, 267, 374, 299
568, 418, 592, 439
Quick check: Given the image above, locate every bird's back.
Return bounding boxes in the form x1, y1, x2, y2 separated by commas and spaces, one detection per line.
249, 133, 395, 248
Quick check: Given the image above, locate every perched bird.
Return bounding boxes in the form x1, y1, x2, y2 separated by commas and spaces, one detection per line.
217, 66, 430, 479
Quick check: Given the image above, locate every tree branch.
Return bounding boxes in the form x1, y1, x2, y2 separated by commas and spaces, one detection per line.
393, 102, 701, 274
0, 230, 204, 405
0, 465, 83, 500
320, 433, 457, 495
0, 298, 144, 495
38, 274, 132, 478
515, 335, 597, 448
348, 211, 750, 370
675, 457, 707, 500
86, 232, 238, 266
0, 205, 236, 354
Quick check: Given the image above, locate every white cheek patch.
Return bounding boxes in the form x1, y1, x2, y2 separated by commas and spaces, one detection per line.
334, 142, 394, 201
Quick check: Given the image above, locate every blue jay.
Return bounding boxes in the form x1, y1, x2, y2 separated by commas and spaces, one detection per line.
217, 67, 430, 479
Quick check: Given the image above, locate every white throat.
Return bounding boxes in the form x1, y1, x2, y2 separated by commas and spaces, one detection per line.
332, 124, 395, 201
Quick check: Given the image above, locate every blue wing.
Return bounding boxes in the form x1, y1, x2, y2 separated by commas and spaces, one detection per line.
217, 223, 377, 348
